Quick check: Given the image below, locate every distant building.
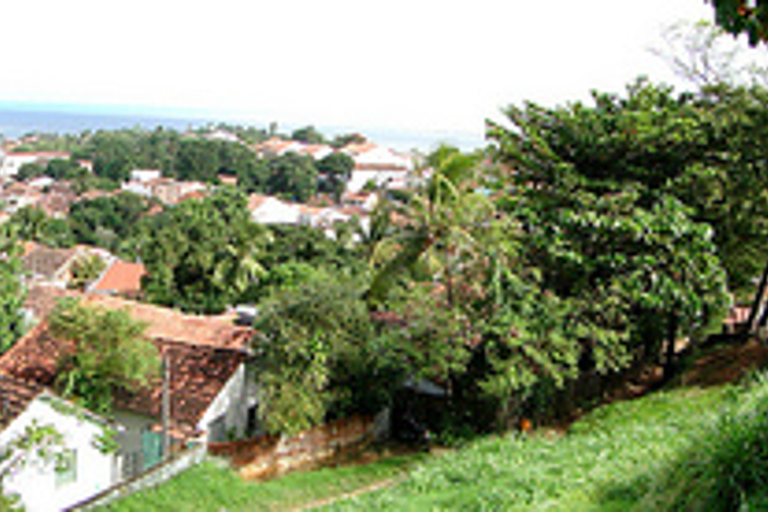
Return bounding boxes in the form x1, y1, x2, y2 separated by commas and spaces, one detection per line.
0, 152, 70, 179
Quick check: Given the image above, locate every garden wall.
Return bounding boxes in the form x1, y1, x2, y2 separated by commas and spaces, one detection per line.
208, 414, 376, 480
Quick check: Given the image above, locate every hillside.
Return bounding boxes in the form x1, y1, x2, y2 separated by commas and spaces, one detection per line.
326, 341, 768, 511
103, 341, 768, 511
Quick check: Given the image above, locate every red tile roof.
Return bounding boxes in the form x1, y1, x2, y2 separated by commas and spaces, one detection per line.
23, 286, 253, 351
90, 261, 147, 295
0, 324, 245, 433
0, 373, 44, 428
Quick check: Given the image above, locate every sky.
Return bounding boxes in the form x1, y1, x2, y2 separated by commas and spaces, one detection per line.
0, 1, 761, 145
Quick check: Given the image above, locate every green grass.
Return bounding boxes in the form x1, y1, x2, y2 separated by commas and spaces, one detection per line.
103, 452, 425, 512
325, 386, 737, 511
105, 374, 768, 511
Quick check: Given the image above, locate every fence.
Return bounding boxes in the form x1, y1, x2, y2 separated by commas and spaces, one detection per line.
208, 414, 376, 480
67, 442, 206, 511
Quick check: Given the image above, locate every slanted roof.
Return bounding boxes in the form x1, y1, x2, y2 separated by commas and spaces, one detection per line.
21, 245, 78, 280
0, 324, 247, 436
90, 261, 147, 296
23, 286, 252, 351
114, 339, 246, 429
0, 373, 44, 428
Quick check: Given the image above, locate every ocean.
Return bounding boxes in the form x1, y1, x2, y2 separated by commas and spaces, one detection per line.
0, 105, 485, 152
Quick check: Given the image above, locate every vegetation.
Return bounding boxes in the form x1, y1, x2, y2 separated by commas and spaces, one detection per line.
129, 187, 268, 314
103, 453, 424, 512
48, 299, 159, 415
327, 383, 739, 510
0, 224, 25, 353
710, 0, 768, 45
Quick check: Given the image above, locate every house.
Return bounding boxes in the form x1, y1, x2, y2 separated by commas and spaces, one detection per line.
296, 144, 334, 160
202, 130, 241, 144
0, 152, 70, 180
0, 374, 120, 512
6, 288, 257, 479
247, 193, 301, 225
341, 144, 413, 193
253, 137, 302, 158
129, 169, 162, 183
20, 243, 82, 288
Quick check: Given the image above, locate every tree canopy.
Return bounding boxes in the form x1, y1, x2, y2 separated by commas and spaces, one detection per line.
48, 299, 159, 415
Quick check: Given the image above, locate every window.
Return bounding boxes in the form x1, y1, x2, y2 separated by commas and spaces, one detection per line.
55, 449, 77, 487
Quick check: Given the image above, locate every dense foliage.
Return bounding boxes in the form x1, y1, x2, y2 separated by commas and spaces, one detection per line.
130, 187, 268, 314
0, 225, 25, 353
710, 0, 768, 45
48, 299, 159, 414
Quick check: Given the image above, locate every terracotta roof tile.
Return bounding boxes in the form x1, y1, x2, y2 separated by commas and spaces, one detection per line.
0, 325, 245, 434
21, 245, 78, 280
90, 261, 146, 296
23, 286, 252, 350
0, 373, 44, 428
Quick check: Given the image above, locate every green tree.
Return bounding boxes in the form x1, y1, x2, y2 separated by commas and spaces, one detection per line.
68, 255, 106, 291
290, 125, 325, 144
136, 187, 268, 314
68, 192, 152, 253
487, 79, 730, 382
48, 299, 159, 414
16, 162, 46, 181
265, 152, 318, 202
317, 152, 355, 202
0, 224, 25, 353
709, 0, 768, 45
253, 270, 403, 435
90, 132, 136, 183
44, 158, 81, 180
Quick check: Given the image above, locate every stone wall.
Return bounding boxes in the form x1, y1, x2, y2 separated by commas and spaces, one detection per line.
208, 415, 375, 480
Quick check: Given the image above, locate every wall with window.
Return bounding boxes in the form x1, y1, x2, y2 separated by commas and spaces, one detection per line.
0, 395, 119, 512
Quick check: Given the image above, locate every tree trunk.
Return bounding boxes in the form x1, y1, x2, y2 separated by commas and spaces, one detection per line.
664, 310, 678, 382
743, 258, 768, 337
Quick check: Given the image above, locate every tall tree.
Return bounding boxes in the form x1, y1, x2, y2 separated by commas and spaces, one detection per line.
136, 187, 268, 314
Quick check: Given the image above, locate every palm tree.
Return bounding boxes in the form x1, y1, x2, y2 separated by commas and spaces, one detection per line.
367, 145, 494, 307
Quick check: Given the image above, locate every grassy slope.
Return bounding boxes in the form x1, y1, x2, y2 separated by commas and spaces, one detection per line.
103, 453, 424, 512
106, 369, 765, 511
327, 386, 734, 511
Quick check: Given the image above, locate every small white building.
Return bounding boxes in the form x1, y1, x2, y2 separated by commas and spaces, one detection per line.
0, 376, 119, 512
341, 144, 413, 193
0, 152, 70, 179
129, 169, 162, 183
248, 194, 302, 225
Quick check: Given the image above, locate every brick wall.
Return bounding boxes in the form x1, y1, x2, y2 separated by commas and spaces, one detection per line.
208, 415, 374, 480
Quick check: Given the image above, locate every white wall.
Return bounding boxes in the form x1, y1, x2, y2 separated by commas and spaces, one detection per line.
198, 363, 258, 442
251, 197, 301, 225
0, 395, 119, 512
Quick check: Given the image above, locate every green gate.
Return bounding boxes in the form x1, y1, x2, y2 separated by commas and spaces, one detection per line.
141, 428, 163, 470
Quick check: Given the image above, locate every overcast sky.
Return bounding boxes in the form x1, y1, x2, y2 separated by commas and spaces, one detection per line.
0, 1, 761, 142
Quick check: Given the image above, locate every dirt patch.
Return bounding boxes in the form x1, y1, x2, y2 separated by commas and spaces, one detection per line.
681, 339, 768, 387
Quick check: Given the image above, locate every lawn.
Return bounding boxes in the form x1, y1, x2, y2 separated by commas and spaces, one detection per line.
325, 385, 736, 511
103, 450, 426, 512
105, 359, 767, 511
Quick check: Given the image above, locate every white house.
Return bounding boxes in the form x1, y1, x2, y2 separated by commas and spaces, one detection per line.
6, 290, 257, 480
248, 194, 302, 225
129, 169, 162, 183
0, 375, 119, 512
0, 152, 70, 179
341, 144, 413, 193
